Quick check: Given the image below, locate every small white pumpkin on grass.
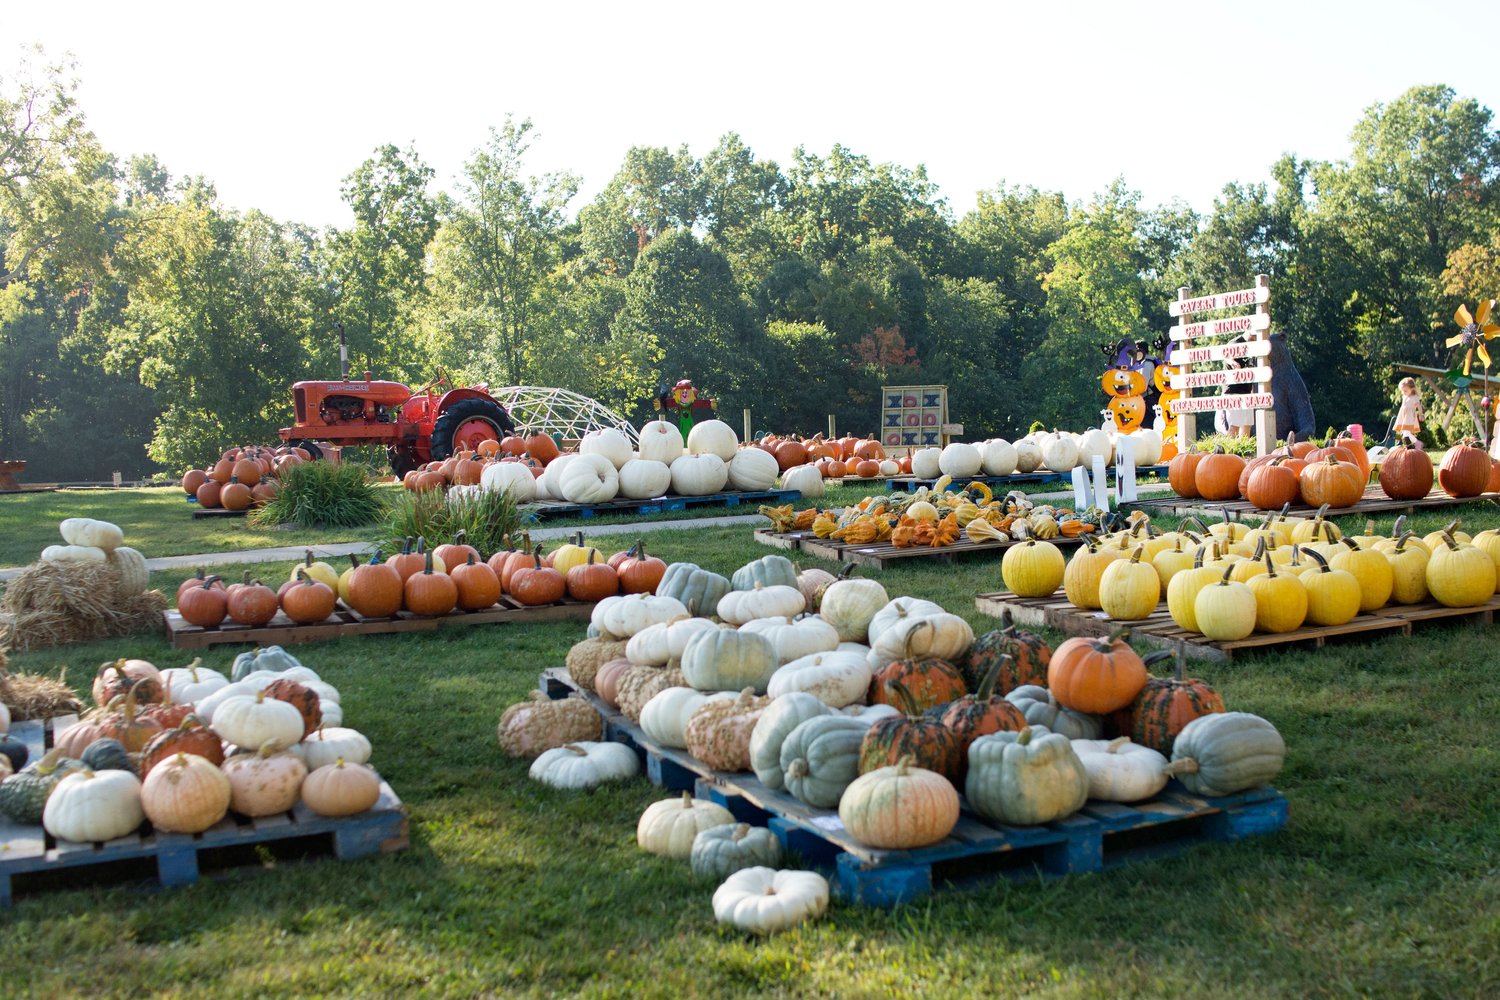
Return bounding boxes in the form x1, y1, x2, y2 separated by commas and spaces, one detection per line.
712, 866, 829, 935
637, 791, 735, 858
529, 742, 640, 789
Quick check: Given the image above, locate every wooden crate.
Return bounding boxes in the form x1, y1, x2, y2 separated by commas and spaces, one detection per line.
973, 589, 1500, 662
190, 507, 248, 520
528, 488, 800, 521
1129, 484, 1500, 522
164, 596, 596, 649
538, 669, 1287, 908
795, 534, 1085, 570
0, 716, 407, 907
752, 528, 817, 551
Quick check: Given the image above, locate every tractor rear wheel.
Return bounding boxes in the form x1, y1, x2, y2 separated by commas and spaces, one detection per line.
428, 398, 514, 461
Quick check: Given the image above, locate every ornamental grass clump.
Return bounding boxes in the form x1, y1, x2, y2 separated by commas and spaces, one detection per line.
382, 487, 521, 560
250, 461, 386, 530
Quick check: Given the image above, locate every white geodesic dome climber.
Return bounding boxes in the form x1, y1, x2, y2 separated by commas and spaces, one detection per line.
490, 387, 639, 444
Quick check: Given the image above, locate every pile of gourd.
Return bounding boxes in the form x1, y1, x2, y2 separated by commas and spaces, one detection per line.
1169, 433, 1499, 509
36, 518, 152, 597
0, 647, 381, 844
905, 427, 1166, 482
174, 532, 666, 629
1053, 511, 1500, 640
496, 552, 1285, 914
468, 417, 831, 507
764, 482, 1095, 548
181, 446, 295, 511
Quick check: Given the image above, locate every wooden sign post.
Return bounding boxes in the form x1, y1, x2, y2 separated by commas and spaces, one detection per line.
1166, 275, 1276, 457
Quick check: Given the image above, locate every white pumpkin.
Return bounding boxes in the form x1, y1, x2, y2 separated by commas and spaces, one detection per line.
210, 691, 305, 751
638, 419, 686, 464
712, 866, 829, 935
108, 546, 150, 595
558, 453, 620, 504
160, 662, 228, 706
193, 680, 258, 724
1014, 439, 1043, 473
592, 593, 689, 641
910, 447, 943, 480
779, 464, 824, 499
640, 687, 735, 749
670, 453, 729, 496
41, 544, 107, 564
303, 679, 341, 705
637, 792, 736, 858
617, 458, 672, 499
686, 419, 739, 461
981, 439, 1018, 476
869, 612, 975, 666
42, 768, 143, 843
59, 517, 124, 552
320, 701, 345, 727
579, 427, 633, 469
298, 726, 373, 770
738, 615, 839, 664
841, 703, 900, 722
530, 742, 640, 789
716, 584, 806, 626
938, 442, 983, 479
878, 459, 900, 477
818, 575, 891, 643
866, 597, 944, 648
727, 448, 780, 492
1042, 434, 1080, 472
480, 462, 538, 502
1071, 736, 1180, 802
531, 469, 554, 501
1133, 429, 1164, 467
766, 650, 872, 708
1077, 427, 1113, 466
625, 616, 721, 666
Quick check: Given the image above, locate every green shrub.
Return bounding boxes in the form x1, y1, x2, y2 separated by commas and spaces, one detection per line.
249, 461, 387, 529
1188, 433, 1259, 457
381, 487, 522, 560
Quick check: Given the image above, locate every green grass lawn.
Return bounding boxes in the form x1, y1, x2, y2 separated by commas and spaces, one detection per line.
6, 518, 1500, 998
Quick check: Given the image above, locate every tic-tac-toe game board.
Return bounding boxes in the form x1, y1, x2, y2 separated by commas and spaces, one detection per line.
881, 385, 948, 454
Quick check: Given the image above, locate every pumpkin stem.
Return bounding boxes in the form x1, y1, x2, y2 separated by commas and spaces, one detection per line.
837, 562, 857, 580
884, 679, 923, 719
976, 654, 1009, 703
1017, 727, 1034, 747
201, 575, 222, 591
680, 791, 694, 808
1167, 757, 1199, 775
1217, 563, 1235, 584
1304, 548, 1331, 571
1106, 736, 1131, 753
348, 553, 361, 570
732, 823, 750, 841
563, 744, 587, 756
304, 550, 314, 567
894, 754, 914, 776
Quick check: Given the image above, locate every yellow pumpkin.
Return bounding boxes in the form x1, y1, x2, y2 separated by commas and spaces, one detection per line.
1287, 505, 1342, 546
1247, 556, 1308, 633
1001, 540, 1066, 598
1098, 547, 1160, 621
1166, 552, 1220, 633
1425, 532, 1495, 607
1470, 529, 1500, 593
1328, 539, 1394, 612
1384, 534, 1430, 605
1297, 549, 1362, 626
1192, 567, 1257, 640
1063, 541, 1122, 610
1151, 538, 1196, 590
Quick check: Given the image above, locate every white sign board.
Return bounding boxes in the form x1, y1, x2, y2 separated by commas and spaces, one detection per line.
1169, 312, 1271, 342
1168, 285, 1271, 317
1170, 367, 1273, 390
1170, 340, 1271, 365
1169, 393, 1274, 414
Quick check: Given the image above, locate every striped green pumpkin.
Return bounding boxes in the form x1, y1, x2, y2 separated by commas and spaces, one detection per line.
858, 680, 962, 784
1127, 656, 1225, 754
962, 611, 1051, 694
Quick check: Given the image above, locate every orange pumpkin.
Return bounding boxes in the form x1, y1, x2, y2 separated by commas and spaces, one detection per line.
510, 547, 566, 606
346, 556, 404, 618
1194, 449, 1246, 501
195, 479, 223, 509
220, 476, 253, 511
1378, 440, 1434, 500
1168, 450, 1203, 498
1299, 455, 1365, 508
451, 554, 502, 610
182, 468, 207, 496
1243, 456, 1301, 510
1047, 629, 1149, 714
404, 552, 458, 616
855, 459, 881, 478
178, 577, 228, 627
853, 437, 886, 461
1438, 439, 1491, 498
565, 551, 619, 602
526, 432, 560, 466
282, 572, 336, 623
617, 541, 666, 594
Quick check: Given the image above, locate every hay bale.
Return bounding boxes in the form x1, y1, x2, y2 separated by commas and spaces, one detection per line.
0, 666, 82, 721
0, 560, 166, 651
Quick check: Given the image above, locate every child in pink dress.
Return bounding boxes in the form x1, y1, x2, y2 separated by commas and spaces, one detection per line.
1394, 377, 1422, 440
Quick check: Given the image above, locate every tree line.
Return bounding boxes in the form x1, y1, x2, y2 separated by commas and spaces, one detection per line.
3, 49, 1499, 480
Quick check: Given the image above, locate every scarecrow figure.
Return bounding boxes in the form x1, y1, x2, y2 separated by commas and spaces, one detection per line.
654, 379, 717, 439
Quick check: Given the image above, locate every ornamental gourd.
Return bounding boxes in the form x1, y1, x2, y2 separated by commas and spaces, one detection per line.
637, 792, 736, 859
640, 687, 734, 749
683, 688, 772, 771
497, 692, 603, 758
712, 867, 829, 936
1170, 712, 1285, 796
691, 822, 783, 880
963, 612, 1051, 695
965, 726, 1089, 826
858, 680, 963, 783
840, 757, 959, 849
529, 742, 641, 789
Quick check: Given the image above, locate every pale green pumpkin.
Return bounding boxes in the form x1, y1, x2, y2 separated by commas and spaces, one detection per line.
965, 726, 1089, 826
779, 715, 872, 808
1170, 712, 1285, 796
679, 628, 777, 694
730, 554, 799, 592
748, 692, 834, 790
690, 822, 782, 879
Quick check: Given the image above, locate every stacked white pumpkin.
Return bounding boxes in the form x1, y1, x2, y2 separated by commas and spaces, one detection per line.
38, 518, 152, 599
905, 427, 1163, 481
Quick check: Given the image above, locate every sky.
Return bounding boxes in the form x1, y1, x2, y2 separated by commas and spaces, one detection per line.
7, 1, 1500, 229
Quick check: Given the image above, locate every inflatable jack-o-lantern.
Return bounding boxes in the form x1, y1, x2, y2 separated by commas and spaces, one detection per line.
1101, 367, 1148, 432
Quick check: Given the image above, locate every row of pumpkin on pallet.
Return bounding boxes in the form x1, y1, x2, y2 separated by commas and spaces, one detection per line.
180, 445, 310, 510
997, 510, 1499, 639
1169, 433, 1498, 508
0, 647, 381, 843
497, 560, 1284, 855
172, 532, 671, 627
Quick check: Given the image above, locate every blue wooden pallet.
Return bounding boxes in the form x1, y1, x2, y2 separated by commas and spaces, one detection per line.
0, 718, 408, 907
538, 669, 1288, 908
527, 487, 801, 520
883, 466, 1169, 493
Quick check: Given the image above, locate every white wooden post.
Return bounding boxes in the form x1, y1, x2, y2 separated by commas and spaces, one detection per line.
1177, 286, 1196, 449
827, 414, 837, 440
742, 408, 752, 443
1253, 273, 1275, 455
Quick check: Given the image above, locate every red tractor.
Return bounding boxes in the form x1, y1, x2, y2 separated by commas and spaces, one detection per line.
278, 369, 515, 475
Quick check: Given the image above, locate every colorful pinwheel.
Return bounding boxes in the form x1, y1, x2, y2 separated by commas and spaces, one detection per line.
1447, 301, 1500, 375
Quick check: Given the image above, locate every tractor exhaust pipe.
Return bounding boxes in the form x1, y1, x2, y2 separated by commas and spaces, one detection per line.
338, 322, 349, 380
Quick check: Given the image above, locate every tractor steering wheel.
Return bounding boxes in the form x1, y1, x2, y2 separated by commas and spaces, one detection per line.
413, 367, 450, 396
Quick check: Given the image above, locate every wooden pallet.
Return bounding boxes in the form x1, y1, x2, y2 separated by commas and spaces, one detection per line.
752, 527, 818, 551
882, 466, 1170, 493
527, 488, 801, 521
164, 595, 596, 648
0, 716, 407, 907
789, 533, 1086, 570
973, 589, 1500, 662
1129, 484, 1500, 522
538, 669, 1288, 907
189, 507, 248, 520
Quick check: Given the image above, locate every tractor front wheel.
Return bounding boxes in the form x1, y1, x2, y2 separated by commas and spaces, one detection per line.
428, 398, 514, 461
